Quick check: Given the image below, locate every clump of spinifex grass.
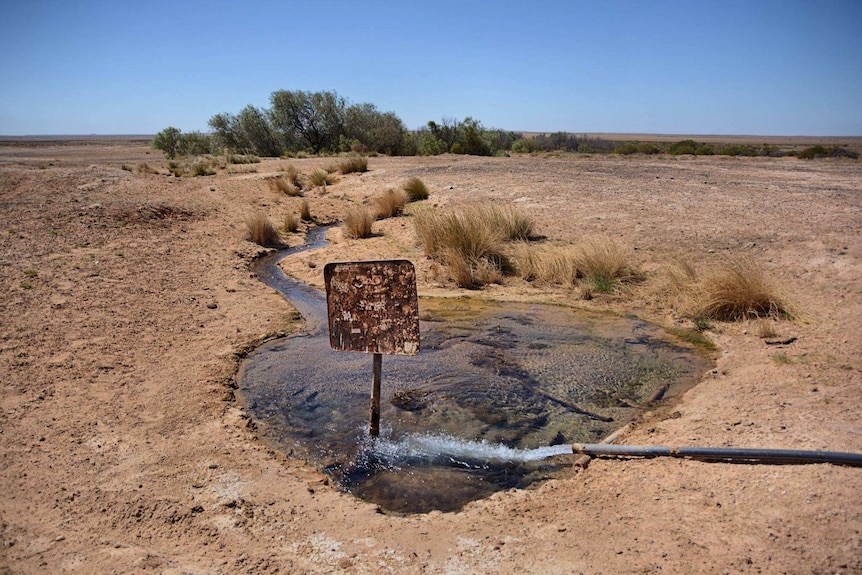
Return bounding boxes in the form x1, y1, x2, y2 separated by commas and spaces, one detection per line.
413, 205, 515, 289
309, 169, 335, 187
282, 212, 300, 233
245, 212, 282, 247
343, 206, 374, 239
267, 175, 303, 196
572, 235, 635, 293
482, 204, 534, 241
338, 155, 368, 174
687, 258, 796, 321
511, 243, 579, 286
300, 199, 312, 222
374, 188, 408, 219
402, 177, 429, 202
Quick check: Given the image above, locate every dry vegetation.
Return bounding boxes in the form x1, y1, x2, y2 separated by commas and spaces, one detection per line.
267, 175, 303, 196
282, 211, 300, 233
244, 211, 282, 247
337, 155, 368, 174
373, 188, 408, 219
402, 176, 429, 202
343, 205, 375, 239
684, 258, 797, 321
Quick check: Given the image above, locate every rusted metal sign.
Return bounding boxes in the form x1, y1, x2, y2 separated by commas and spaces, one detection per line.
324, 260, 420, 356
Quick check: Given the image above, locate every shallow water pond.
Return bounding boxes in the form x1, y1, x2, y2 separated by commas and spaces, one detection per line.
238, 229, 712, 514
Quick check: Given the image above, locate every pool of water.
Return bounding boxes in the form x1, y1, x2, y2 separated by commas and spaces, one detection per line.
238, 228, 712, 514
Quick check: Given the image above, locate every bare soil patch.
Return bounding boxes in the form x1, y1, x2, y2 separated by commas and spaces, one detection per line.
1, 142, 860, 573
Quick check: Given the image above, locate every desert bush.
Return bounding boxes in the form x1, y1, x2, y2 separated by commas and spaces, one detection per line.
228, 154, 261, 164
688, 258, 795, 321
402, 177, 429, 202
338, 155, 368, 174
717, 144, 759, 157
245, 212, 282, 247
668, 140, 714, 156
283, 212, 300, 233
309, 169, 335, 187
136, 162, 157, 175
267, 176, 302, 196
343, 206, 374, 239
614, 141, 662, 155
193, 163, 216, 177
797, 145, 858, 159
373, 188, 408, 219
152, 127, 182, 159
300, 199, 312, 222
572, 236, 634, 292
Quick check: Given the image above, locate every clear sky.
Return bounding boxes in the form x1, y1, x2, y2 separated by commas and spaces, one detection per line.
1, 0, 860, 136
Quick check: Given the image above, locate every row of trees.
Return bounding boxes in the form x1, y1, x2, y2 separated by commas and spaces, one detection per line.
151, 90, 859, 160
153, 89, 531, 158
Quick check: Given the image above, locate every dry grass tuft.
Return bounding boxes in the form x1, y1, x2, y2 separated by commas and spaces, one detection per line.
572, 235, 634, 292
402, 177, 429, 202
300, 199, 312, 222
338, 156, 368, 174
374, 188, 408, 219
343, 206, 374, 239
280, 164, 303, 187
413, 205, 512, 289
484, 204, 535, 241
511, 243, 579, 286
267, 175, 303, 196
282, 212, 300, 233
689, 258, 796, 321
245, 212, 282, 247
309, 169, 335, 187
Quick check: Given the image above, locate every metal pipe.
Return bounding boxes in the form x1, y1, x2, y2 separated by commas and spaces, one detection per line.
571, 443, 862, 467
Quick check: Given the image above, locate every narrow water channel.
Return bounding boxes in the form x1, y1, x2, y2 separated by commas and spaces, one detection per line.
238, 228, 712, 514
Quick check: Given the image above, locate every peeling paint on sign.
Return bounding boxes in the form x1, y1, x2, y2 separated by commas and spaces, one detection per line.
324, 260, 420, 355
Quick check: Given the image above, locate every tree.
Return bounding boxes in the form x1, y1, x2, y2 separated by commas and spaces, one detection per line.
270, 90, 346, 153
151, 127, 182, 159
345, 103, 407, 154
427, 117, 459, 152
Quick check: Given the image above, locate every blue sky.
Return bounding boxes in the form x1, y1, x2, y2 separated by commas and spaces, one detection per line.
1, 0, 860, 136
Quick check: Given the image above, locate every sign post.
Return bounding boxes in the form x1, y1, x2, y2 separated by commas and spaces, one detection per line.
324, 260, 420, 437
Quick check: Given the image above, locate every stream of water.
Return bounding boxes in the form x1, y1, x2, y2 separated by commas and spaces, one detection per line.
238, 227, 712, 514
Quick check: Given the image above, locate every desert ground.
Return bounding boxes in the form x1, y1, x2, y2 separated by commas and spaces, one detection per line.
1, 139, 861, 574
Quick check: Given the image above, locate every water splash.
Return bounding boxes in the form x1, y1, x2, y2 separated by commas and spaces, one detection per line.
370, 432, 573, 467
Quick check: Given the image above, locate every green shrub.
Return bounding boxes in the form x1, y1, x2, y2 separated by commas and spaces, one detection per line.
797, 145, 858, 159
717, 144, 759, 157
668, 140, 714, 156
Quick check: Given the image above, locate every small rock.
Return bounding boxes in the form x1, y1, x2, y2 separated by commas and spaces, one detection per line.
207, 302, 218, 309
